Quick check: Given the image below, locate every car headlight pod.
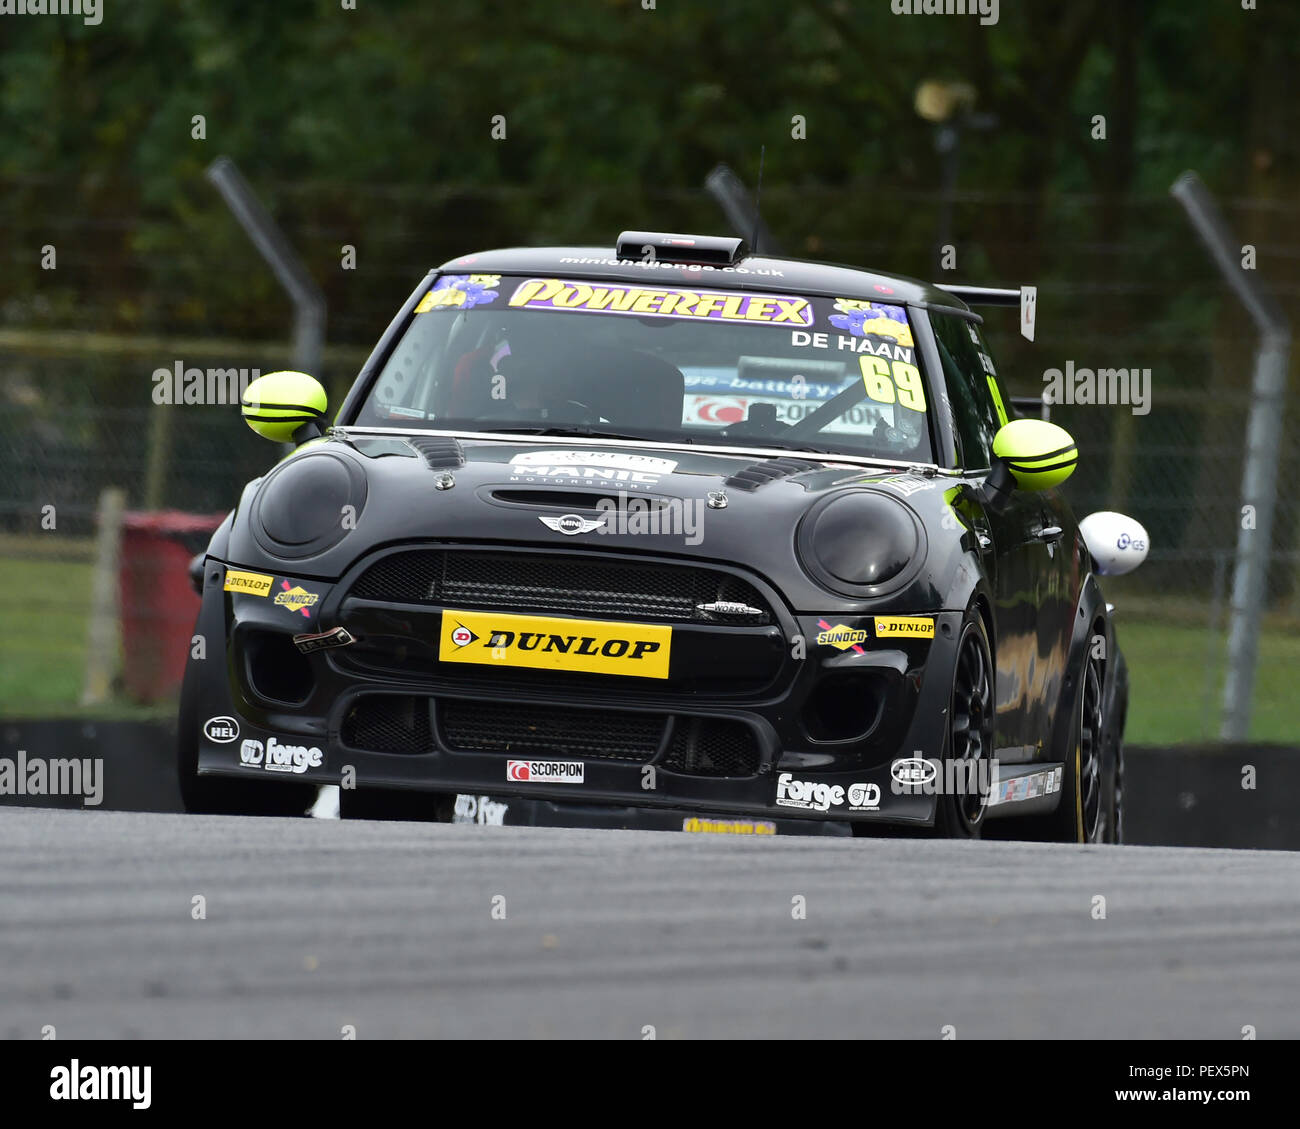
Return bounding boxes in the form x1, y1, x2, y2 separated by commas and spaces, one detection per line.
251, 451, 368, 559
796, 489, 926, 597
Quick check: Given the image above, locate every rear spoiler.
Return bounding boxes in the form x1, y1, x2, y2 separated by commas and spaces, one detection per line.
935, 283, 1037, 342
935, 285, 1019, 307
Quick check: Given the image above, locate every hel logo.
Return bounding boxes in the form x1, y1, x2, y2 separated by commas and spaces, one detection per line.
439, 609, 671, 679
275, 580, 319, 618
203, 716, 240, 744
874, 616, 935, 638
891, 758, 938, 787
507, 760, 584, 783
223, 569, 273, 597
816, 619, 867, 653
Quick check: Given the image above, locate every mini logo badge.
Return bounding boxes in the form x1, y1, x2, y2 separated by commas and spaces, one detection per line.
203, 716, 240, 744
506, 760, 584, 783
539, 513, 606, 535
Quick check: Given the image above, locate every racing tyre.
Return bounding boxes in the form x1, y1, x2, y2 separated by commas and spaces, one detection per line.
1016, 639, 1116, 843
929, 611, 994, 838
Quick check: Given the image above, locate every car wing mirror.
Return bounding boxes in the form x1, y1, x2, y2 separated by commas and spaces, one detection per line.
981, 419, 1078, 511
241, 371, 329, 445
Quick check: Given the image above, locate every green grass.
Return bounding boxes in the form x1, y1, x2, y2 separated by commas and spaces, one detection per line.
0, 544, 98, 713
0, 537, 175, 719
1, 537, 1295, 741
1119, 618, 1300, 745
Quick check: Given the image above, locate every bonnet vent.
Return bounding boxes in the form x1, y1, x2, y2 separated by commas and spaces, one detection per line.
724, 457, 821, 492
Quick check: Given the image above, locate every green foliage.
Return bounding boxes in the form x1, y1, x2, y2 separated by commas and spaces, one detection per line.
2, 0, 1296, 342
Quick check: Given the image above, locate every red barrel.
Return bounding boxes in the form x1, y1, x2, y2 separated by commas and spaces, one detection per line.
118, 511, 225, 703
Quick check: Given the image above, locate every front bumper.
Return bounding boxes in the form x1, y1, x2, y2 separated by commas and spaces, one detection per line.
190, 549, 963, 827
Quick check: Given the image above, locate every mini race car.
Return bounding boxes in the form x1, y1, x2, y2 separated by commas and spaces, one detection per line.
179, 231, 1147, 840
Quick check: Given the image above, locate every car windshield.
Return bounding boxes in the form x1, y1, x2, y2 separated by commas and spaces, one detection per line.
353, 273, 934, 462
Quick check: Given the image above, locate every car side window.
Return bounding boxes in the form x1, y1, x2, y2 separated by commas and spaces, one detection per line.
931, 313, 1006, 470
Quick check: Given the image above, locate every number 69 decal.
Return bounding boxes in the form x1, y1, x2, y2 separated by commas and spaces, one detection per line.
858, 356, 927, 412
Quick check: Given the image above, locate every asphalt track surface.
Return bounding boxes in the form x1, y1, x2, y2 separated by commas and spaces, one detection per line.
2, 808, 1298, 1039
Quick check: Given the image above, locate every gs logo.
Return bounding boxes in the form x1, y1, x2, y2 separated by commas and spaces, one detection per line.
1117, 533, 1147, 551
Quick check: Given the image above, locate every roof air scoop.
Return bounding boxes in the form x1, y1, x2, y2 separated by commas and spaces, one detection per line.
615, 231, 748, 267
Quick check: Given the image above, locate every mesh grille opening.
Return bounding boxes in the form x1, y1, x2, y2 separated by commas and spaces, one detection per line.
341, 695, 434, 754
348, 549, 772, 624
440, 699, 664, 762
663, 718, 762, 778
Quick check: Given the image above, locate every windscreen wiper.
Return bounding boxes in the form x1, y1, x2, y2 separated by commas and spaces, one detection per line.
487, 426, 671, 443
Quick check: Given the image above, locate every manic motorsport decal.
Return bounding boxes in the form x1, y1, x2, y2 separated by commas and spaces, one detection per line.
508, 449, 676, 492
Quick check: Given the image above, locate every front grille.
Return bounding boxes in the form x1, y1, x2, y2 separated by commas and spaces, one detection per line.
663, 718, 762, 777
440, 699, 663, 763
348, 548, 772, 624
338, 692, 764, 778
341, 695, 434, 754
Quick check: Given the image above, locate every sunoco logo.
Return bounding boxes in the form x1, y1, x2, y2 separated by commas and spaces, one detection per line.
203, 716, 239, 744
506, 760, 584, 783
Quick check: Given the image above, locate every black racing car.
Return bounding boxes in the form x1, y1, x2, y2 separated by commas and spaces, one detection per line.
179, 230, 1143, 841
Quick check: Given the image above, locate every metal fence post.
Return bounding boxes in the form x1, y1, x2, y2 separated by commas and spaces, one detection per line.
205, 157, 327, 380
1170, 172, 1291, 741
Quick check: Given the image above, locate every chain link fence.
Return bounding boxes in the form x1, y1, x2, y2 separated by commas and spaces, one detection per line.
2, 181, 1297, 739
